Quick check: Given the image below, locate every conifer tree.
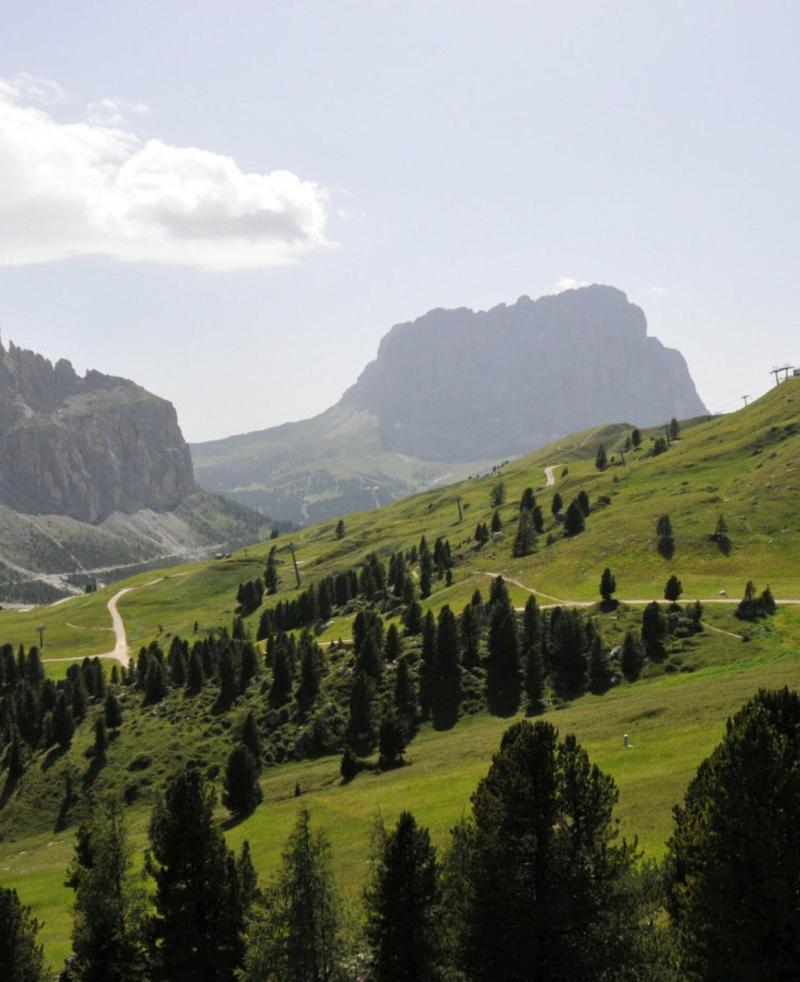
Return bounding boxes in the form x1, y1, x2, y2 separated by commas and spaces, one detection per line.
664, 574, 683, 606
385, 622, 402, 662
564, 500, 585, 536
486, 597, 521, 716
587, 632, 612, 694
595, 444, 608, 470
6, 726, 25, 780
66, 794, 147, 981
459, 603, 481, 669
145, 659, 168, 705
669, 417, 680, 440
242, 808, 344, 982
403, 600, 423, 635
550, 608, 589, 698
621, 630, 645, 682
53, 691, 75, 749
394, 657, 418, 736
297, 635, 323, 704
335, 518, 346, 539
432, 605, 462, 728
512, 509, 536, 557
599, 567, 617, 606
378, 708, 407, 769
551, 491, 563, 517
269, 645, 293, 704
420, 609, 437, 718
631, 427, 642, 449
656, 513, 675, 558
577, 489, 590, 517
186, 650, 204, 693
147, 768, 253, 981
532, 504, 544, 533
521, 596, 546, 713
490, 509, 502, 534
520, 487, 536, 512
223, 744, 263, 816
241, 710, 263, 770
0, 886, 49, 982
641, 601, 665, 655
346, 672, 376, 753
365, 811, 442, 982
93, 717, 108, 759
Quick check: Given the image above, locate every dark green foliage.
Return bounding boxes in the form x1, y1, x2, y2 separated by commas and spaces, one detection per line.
490, 509, 502, 534
656, 513, 675, 558
490, 481, 505, 507
473, 521, 490, 546
6, 726, 25, 780
512, 508, 536, 557
223, 744, 263, 816
147, 768, 253, 981
631, 427, 642, 449
587, 632, 612, 694
599, 566, 616, 605
365, 812, 442, 982
459, 603, 481, 669
65, 795, 147, 981
521, 596, 545, 713
335, 518, 346, 539
652, 435, 668, 456
241, 710, 263, 770
621, 630, 645, 682
736, 580, 778, 620
665, 688, 800, 980
577, 489, 590, 516
53, 691, 75, 748
340, 746, 360, 782
93, 716, 108, 757
641, 601, 666, 655
712, 513, 731, 554
394, 657, 418, 736
669, 417, 680, 440
346, 672, 376, 754
236, 579, 263, 616
297, 633, 323, 705
269, 643, 293, 705
532, 504, 544, 533
550, 608, 588, 698
0, 886, 49, 982
420, 609, 437, 717
564, 500, 585, 536
264, 547, 279, 595
241, 808, 344, 982
355, 632, 384, 682
186, 650, 204, 693
378, 708, 407, 768
385, 623, 402, 662
452, 721, 647, 982
403, 599, 423, 635
551, 491, 563, 516
486, 591, 521, 716
432, 605, 462, 729
520, 487, 536, 512
145, 659, 168, 705
664, 574, 683, 605
595, 444, 608, 470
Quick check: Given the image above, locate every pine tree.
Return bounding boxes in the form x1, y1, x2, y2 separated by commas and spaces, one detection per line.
394, 657, 418, 735
403, 600, 423, 635
664, 574, 683, 606
564, 500, 585, 536
419, 609, 437, 718
550, 608, 588, 698
599, 567, 617, 606
269, 644, 293, 704
264, 549, 279, 595
520, 487, 536, 512
521, 596, 546, 713
512, 509, 536, 557
298, 635, 323, 705
6, 727, 25, 780
144, 660, 168, 705
385, 623, 402, 662
631, 427, 642, 449
0, 886, 49, 982
656, 513, 675, 558
65, 794, 147, 981
490, 509, 502, 534
587, 632, 612, 694
621, 630, 645, 682
241, 710, 263, 771
93, 717, 108, 758
459, 603, 481, 669
551, 491, 563, 517
532, 504, 544, 533
666, 688, 800, 979
669, 417, 680, 440
104, 691, 123, 730
432, 605, 462, 729
365, 812, 442, 982
186, 650, 204, 693
147, 767, 252, 981
486, 598, 521, 716
346, 672, 376, 754
641, 601, 665, 655
53, 691, 75, 749
242, 808, 344, 982
595, 444, 608, 470
223, 744, 263, 816
378, 708, 407, 768
335, 518, 346, 539
577, 489, 590, 517
712, 513, 731, 553
491, 481, 506, 507
455, 721, 647, 982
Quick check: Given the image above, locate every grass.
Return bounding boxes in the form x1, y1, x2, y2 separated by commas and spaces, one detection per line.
0, 381, 798, 968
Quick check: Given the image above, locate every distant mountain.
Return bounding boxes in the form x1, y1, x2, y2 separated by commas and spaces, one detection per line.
192, 285, 708, 523
0, 339, 276, 601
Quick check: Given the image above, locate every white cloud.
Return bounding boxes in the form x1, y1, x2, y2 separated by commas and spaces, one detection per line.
645, 285, 669, 297
553, 276, 591, 293
0, 77, 330, 271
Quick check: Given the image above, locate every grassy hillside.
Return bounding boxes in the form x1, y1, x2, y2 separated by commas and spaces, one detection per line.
0, 380, 798, 968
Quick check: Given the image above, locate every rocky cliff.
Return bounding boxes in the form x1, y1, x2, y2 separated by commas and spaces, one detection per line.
192, 285, 708, 523
0, 340, 196, 523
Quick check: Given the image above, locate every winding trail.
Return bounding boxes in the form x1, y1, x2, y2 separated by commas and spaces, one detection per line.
544, 465, 557, 487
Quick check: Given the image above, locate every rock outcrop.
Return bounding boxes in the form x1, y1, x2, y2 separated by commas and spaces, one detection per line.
0, 340, 196, 523
192, 285, 708, 522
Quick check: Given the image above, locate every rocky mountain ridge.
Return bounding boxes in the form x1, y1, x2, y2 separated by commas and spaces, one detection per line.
192, 285, 708, 523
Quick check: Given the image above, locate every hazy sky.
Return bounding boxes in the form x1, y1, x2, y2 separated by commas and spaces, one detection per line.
1, 1, 798, 441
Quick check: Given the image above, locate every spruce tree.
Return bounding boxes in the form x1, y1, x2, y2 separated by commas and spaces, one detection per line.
656, 513, 675, 558
384, 622, 402, 662
93, 717, 108, 759
587, 632, 612, 694
378, 708, 407, 768
269, 645, 293, 704
420, 610, 437, 718
365, 812, 442, 982
346, 672, 376, 753
551, 491, 563, 517
664, 574, 683, 606
242, 808, 344, 982
335, 518, 346, 539
53, 691, 75, 749
241, 710, 263, 770
104, 691, 123, 730
521, 596, 546, 713
403, 600, 423, 635
186, 650, 204, 693
394, 657, 418, 735
564, 500, 585, 536
223, 744, 263, 816
520, 487, 536, 512
631, 427, 642, 449
144, 660, 168, 705
599, 567, 617, 607
621, 630, 645, 682
512, 509, 536, 557
66, 794, 147, 981
459, 603, 481, 669
147, 768, 252, 981
595, 444, 608, 470
0, 886, 49, 982
577, 489, 590, 517
486, 598, 521, 716
432, 605, 462, 729
641, 601, 665, 655
490, 509, 502, 534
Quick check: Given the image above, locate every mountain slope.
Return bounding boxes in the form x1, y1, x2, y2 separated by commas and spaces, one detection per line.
0, 339, 273, 599
192, 284, 707, 522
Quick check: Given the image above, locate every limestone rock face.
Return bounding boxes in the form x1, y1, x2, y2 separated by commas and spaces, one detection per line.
342, 284, 707, 461
0, 340, 196, 523
192, 284, 708, 523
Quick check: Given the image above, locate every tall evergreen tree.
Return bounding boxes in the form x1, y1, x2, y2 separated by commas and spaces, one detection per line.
0, 886, 50, 982
378, 708, 407, 769
104, 691, 123, 730
66, 794, 147, 981
521, 596, 546, 714
512, 509, 536, 557
384, 623, 402, 662
365, 812, 442, 982
486, 599, 521, 716
641, 601, 666, 656
599, 566, 617, 606
664, 574, 683, 606
346, 672, 376, 754
564, 500, 585, 536
587, 632, 612, 694
459, 603, 481, 669
453, 721, 646, 982
223, 744, 263, 816
53, 691, 75, 749
241, 710, 263, 770
595, 444, 608, 470
666, 688, 800, 979
242, 808, 344, 982
432, 605, 462, 729
620, 630, 645, 682
147, 767, 253, 981
420, 610, 437, 718
551, 491, 563, 517
394, 657, 418, 736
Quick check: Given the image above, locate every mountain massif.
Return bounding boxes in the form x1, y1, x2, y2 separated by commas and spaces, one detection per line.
192, 285, 708, 522
0, 339, 270, 601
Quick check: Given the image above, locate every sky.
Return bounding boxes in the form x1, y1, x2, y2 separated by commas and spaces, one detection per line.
0, 1, 798, 442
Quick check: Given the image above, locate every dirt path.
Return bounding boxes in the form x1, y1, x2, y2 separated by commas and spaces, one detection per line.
544, 465, 557, 487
